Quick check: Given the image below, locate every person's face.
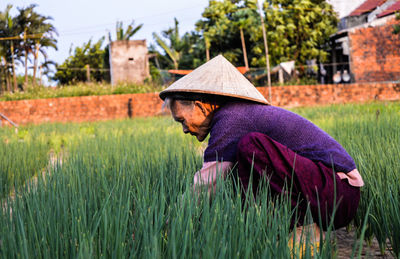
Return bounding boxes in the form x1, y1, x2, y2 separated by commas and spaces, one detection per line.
171, 100, 213, 142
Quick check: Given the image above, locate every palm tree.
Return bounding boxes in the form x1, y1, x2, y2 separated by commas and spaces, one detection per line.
31, 19, 57, 86
107, 20, 143, 42
0, 5, 21, 92
16, 4, 57, 86
153, 18, 184, 69
0, 45, 8, 92
233, 3, 258, 70
16, 4, 36, 86
113, 20, 143, 41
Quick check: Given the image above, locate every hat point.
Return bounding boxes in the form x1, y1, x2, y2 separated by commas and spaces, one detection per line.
160, 55, 269, 105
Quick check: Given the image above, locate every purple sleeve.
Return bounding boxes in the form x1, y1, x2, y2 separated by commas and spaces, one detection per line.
203, 112, 245, 162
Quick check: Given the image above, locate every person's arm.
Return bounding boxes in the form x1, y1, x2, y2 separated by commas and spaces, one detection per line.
193, 161, 233, 196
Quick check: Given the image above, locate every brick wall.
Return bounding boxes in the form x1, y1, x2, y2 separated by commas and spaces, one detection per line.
0, 92, 164, 126
349, 17, 400, 82
1, 82, 399, 126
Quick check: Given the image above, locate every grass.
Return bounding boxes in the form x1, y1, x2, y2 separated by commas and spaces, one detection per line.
0, 101, 399, 258
0, 82, 164, 101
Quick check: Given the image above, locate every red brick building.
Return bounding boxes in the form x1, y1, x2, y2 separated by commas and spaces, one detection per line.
328, 0, 400, 83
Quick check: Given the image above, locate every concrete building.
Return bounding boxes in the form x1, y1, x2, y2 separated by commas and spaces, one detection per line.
110, 40, 150, 85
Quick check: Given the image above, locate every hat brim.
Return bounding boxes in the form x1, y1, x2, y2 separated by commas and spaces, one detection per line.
159, 89, 269, 105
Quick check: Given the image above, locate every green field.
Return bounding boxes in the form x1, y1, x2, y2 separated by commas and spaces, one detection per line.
0, 83, 163, 102
0, 102, 399, 258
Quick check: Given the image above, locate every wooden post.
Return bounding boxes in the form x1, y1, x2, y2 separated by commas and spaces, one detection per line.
86, 64, 91, 83
39, 65, 42, 85
32, 42, 40, 87
11, 41, 17, 92
205, 36, 210, 61
5, 63, 10, 92
2, 57, 11, 92
258, 0, 272, 103
278, 67, 284, 84
240, 28, 249, 70
0, 57, 3, 94
24, 29, 28, 87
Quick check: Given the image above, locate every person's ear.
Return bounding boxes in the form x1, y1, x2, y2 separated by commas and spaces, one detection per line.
194, 101, 207, 116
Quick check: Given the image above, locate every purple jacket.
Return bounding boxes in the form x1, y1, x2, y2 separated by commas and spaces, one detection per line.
204, 102, 356, 173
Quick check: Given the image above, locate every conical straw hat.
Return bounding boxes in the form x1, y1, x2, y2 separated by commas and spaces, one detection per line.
159, 55, 269, 104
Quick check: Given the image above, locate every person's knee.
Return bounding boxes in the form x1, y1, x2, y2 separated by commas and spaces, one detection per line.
237, 132, 267, 159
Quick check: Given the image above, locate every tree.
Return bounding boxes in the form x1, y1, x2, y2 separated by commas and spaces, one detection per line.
393, 12, 400, 35
0, 4, 22, 92
111, 20, 143, 41
15, 4, 35, 87
31, 27, 57, 86
153, 18, 184, 69
53, 38, 106, 85
196, 0, 242, 64
196, 0, 266, 66
258, 0, 338, 67
178, 31, 207, 69
16, 4, 57, 87
0, 4, 57, 91
0, 44, 9, 92
232, 1, 259, 69
195, 0, 337, 72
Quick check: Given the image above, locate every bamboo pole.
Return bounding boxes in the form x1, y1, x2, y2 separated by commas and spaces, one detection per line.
86, 64, 91, 83
10, 41, 17, 92
239, 28, 249, 70
205, 36, 210, 61
0, 56, 4, 93
32, 42, 40, 87
0, 112, 18, 128
258, 0, 272, 103
24, 29, 28, 87
39, 65, 42, 85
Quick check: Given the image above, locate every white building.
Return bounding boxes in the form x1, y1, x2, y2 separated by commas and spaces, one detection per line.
327, 0, 365, 18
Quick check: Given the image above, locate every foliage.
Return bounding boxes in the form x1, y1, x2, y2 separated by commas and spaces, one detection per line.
294, 102, 400, 256
153, 18, 184, 69
0, 4, 57, 91
260, 0, 338, 67
152, 18, 207, 70
178, 31, 207, 69
0, 4, 21, 92
0, 132, 49, 198
0, 102, 399, 257
15, 4, 58, 86
110, 20, 143, 41
192, 0, 338, 70
393, 12, 400, 35
196, 0, 251, 65
0, 82, 163, 101
53, 38, 107, 85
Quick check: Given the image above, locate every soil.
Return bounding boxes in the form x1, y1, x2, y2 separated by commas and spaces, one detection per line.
334, 228, 395, 258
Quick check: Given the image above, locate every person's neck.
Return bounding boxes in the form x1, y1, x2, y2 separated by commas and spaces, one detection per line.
202, 103, 219, 128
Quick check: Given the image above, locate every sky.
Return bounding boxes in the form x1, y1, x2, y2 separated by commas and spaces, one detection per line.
1, 0, 210, 66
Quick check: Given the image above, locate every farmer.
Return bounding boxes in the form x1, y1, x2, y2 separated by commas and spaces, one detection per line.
159, 55, 363, 246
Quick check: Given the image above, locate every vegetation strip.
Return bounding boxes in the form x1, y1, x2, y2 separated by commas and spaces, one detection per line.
0, 102, 399, 258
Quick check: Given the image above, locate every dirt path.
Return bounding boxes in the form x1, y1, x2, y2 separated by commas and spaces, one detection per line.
1, 151, 64, 215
